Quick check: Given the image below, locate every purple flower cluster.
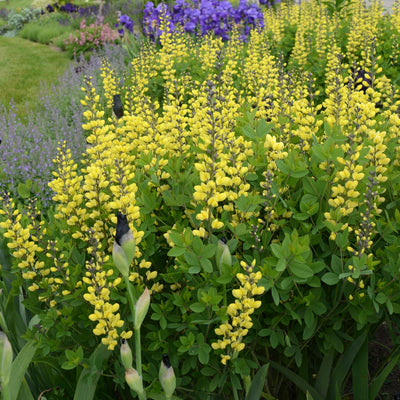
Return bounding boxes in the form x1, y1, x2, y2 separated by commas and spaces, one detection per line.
46, 3, 78, 13
115, 14, 134, 36
142, 0, 266, 41
46, 2, 100, 16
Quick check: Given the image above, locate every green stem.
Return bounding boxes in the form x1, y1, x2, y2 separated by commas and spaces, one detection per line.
223, 284, 227, 308
135, 327, 142, 377
124, 277, 146, 399
124, 276, 137, 324
232, 385, 239, 400
138, 390, 147, 400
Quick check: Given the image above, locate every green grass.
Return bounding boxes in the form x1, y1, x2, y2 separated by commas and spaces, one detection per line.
0, 0, 33, 10
19, 18, 75, 44
0, 36, 72, 118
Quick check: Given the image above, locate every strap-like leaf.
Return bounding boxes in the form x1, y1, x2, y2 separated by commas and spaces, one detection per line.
315, 349, 334, 398
369, 351, 400, 400
268, 360, 324, 400
9, 340, 38, 400
328, 330, 367, 400
73, 343, 111, 400
352, 335, 368, 400
245, 364, 269, 400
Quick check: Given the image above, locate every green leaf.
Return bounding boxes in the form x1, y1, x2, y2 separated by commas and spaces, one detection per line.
328, 330, 367, 400
62, 360, 78, 370
9, 340, 38, 400
65, 349, 76, 360
375, 292, 387, 304
304, 309, 314, 327
190, 302, 206, 313
276, 258, 286, 272
73, 343, 111, 400
289, 261, 314, 279
300, 194, 319, 216
168, 231, 185, 247
192, 236, 204, 254
321, 272, 339, 285
17, 182, 30, 199
16, 380, 34, 400
167, 246, 186, 257
335, 230, 349, 250
200, 258, 213, 273
271, 243, 284, 259
271, 287, 280, 306
315, 349, 334, 399
245, 364, 269, 400
331, 255, 342, 274
198, 344, 210, 365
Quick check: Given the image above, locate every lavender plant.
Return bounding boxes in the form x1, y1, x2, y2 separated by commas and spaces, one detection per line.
0, 44, 128, 206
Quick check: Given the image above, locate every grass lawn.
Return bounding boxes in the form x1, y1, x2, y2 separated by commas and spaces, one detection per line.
0, 36, 72, 118
0, 0, 33, 10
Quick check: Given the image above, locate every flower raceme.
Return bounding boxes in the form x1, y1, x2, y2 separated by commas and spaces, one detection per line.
212, 259, 265, 364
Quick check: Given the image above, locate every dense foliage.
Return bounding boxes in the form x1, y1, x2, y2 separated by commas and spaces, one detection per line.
1, 0, 400, 399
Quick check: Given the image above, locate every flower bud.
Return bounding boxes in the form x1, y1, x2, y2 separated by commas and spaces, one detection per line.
0, 331, 13, 387
159, 354, 176, 399
125, 368, 144, 396
112, 241, 130, 277
134, 287, 150, 330
120, 339, 133, 370
116, 212, 136, 264
216, 240, 232, 274
113, 212, 135, 277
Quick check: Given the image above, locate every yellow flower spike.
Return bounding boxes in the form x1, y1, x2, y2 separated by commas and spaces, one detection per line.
213, 259, 264, 363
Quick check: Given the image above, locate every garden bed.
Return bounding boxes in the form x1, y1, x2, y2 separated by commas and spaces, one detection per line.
1, 0, 400, 399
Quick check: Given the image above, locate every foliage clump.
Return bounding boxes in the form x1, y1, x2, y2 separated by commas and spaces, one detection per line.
2, 0, 400, 399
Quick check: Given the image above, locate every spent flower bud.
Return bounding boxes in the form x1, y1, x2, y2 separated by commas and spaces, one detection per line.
120, 339, 133, 369
159, 354, 176, 399
125, 367, 144, 396
134, 287, 150, 330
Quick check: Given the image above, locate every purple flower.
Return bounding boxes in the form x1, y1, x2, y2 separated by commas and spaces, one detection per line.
141, 0, 264, 41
